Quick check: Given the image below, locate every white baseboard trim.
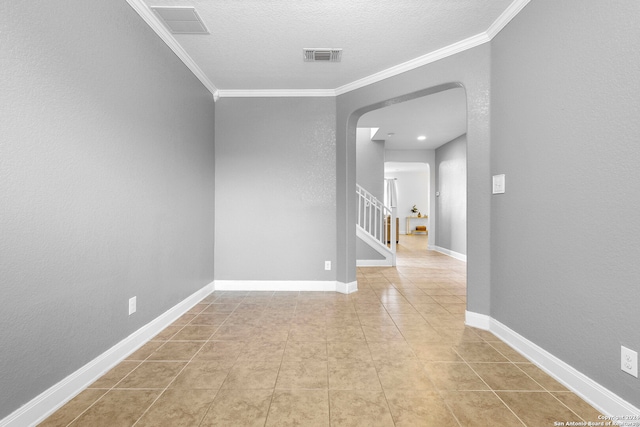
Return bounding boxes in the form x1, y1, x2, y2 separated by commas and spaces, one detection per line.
465, 311, 640, 419
336, 281, 358, 294
464, 310, 491, 330
433, 245, 467, 262
0, 282, 214, 427
356, 259, 392, 267
214, 280, 337, 292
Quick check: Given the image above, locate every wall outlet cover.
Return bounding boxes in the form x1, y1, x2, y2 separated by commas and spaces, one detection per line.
621, 345, 638, 378
325, 261, 331, 271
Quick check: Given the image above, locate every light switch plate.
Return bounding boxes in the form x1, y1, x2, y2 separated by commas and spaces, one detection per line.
129, 296, 137, 315
493, 174, 505, 194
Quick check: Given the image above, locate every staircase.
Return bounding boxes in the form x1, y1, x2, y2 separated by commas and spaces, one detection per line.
356, 184, 396, 266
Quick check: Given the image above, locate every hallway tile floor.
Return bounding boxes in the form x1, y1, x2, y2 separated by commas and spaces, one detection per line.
40, 236, 603, 426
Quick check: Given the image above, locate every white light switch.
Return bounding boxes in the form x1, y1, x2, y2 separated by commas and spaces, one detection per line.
493, 174, 505, 194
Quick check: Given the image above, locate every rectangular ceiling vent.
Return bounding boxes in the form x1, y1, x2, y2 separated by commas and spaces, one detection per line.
303, 48, 342, 62
151, 6, 209, 34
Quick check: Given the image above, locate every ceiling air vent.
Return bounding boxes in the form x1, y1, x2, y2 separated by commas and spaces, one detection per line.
151, 6, 209, 34
303, 48, 342, 62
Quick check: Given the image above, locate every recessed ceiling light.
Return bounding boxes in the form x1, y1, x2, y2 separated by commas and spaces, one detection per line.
417, 135, 426, 141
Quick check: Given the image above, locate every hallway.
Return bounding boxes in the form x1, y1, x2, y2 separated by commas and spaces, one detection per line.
40, 236, 603, 426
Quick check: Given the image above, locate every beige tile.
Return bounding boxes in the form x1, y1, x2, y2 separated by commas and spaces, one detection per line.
194, 313, 228, 326
361, 325, 404, 341
515, 363, 569, 391
39, 389, 107, 427
135, 389, 216, 427
115, 362, 186, 389
276, 360, 328, 389
153, 325, 183, 340
212, 324, 255, 340
374, 359, 434, 390
552, 392, 604, 422
147, 341, 204, 361
251, 325, 291, 341
202, 303, 238, 313
266, 390, 330, 427
328, 361, 381, 390
193, 340, 246, 362
410, 343, 462, 361
200, 389, 272, 427
88, 361, 140, 388
327, 341, 373, 361
282, 341, 327, 361
171, 313, 196, 326
424, 362, 489, 391
68, 389, 159, 427
237, 340, 286, 362
169, 361, 229, 390
454, 341, 509, 363
368, 341, 416, 361
326, 326, 365, 341
125, 341, 164, 361
221, 361, 280, 389
288, 325, 327, 342
170, 325, 217, 341
470, 363, 544, 391
385, 389, 459, 427
329, 390, 395, 427
441, 391, 525, 427
498, 391, 579, 426
487, 341, 529, 362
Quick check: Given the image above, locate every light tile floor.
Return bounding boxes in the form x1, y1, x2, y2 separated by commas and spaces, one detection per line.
40, 235, 603, 426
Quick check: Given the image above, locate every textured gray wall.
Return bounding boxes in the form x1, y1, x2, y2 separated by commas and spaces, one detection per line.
337, 46, 491, 314
214, 97, 336, 281
491, 0, 640, 406
435, 135, 467, 255
0, 0, 215, 419
356, 128, 385, 201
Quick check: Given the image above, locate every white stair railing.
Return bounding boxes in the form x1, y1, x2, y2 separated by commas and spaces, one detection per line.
356, 184, 396, 263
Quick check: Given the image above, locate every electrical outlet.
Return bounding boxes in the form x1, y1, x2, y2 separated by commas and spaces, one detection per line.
621, 345, 638, 378
325, 261, 331, 271
129, 296, 137, 316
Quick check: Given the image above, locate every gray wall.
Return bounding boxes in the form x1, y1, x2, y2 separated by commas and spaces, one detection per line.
356, 238, 385, 260
0, 0, 215, 419
214, 97, 336, 281
491, 0, 640, 406
356, 128, 385, 201
337, 45, 490, 314
435, 135, 467, 255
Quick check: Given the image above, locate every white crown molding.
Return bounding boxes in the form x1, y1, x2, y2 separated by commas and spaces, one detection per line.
0, 282, 214, 427
128, 0, 530, 99
486, 0, 531, 39
217, 89, 336, 98
125, 0, 219, 99
465, 311, 640, 419
334, 32, 491, 96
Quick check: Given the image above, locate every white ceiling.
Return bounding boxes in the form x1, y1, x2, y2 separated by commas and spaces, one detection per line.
130, 0, 528, 94
358, 87, 467, 150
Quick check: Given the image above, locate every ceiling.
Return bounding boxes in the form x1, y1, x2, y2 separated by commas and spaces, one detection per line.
358, 87, 467, 150
128, 0, 529, 95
